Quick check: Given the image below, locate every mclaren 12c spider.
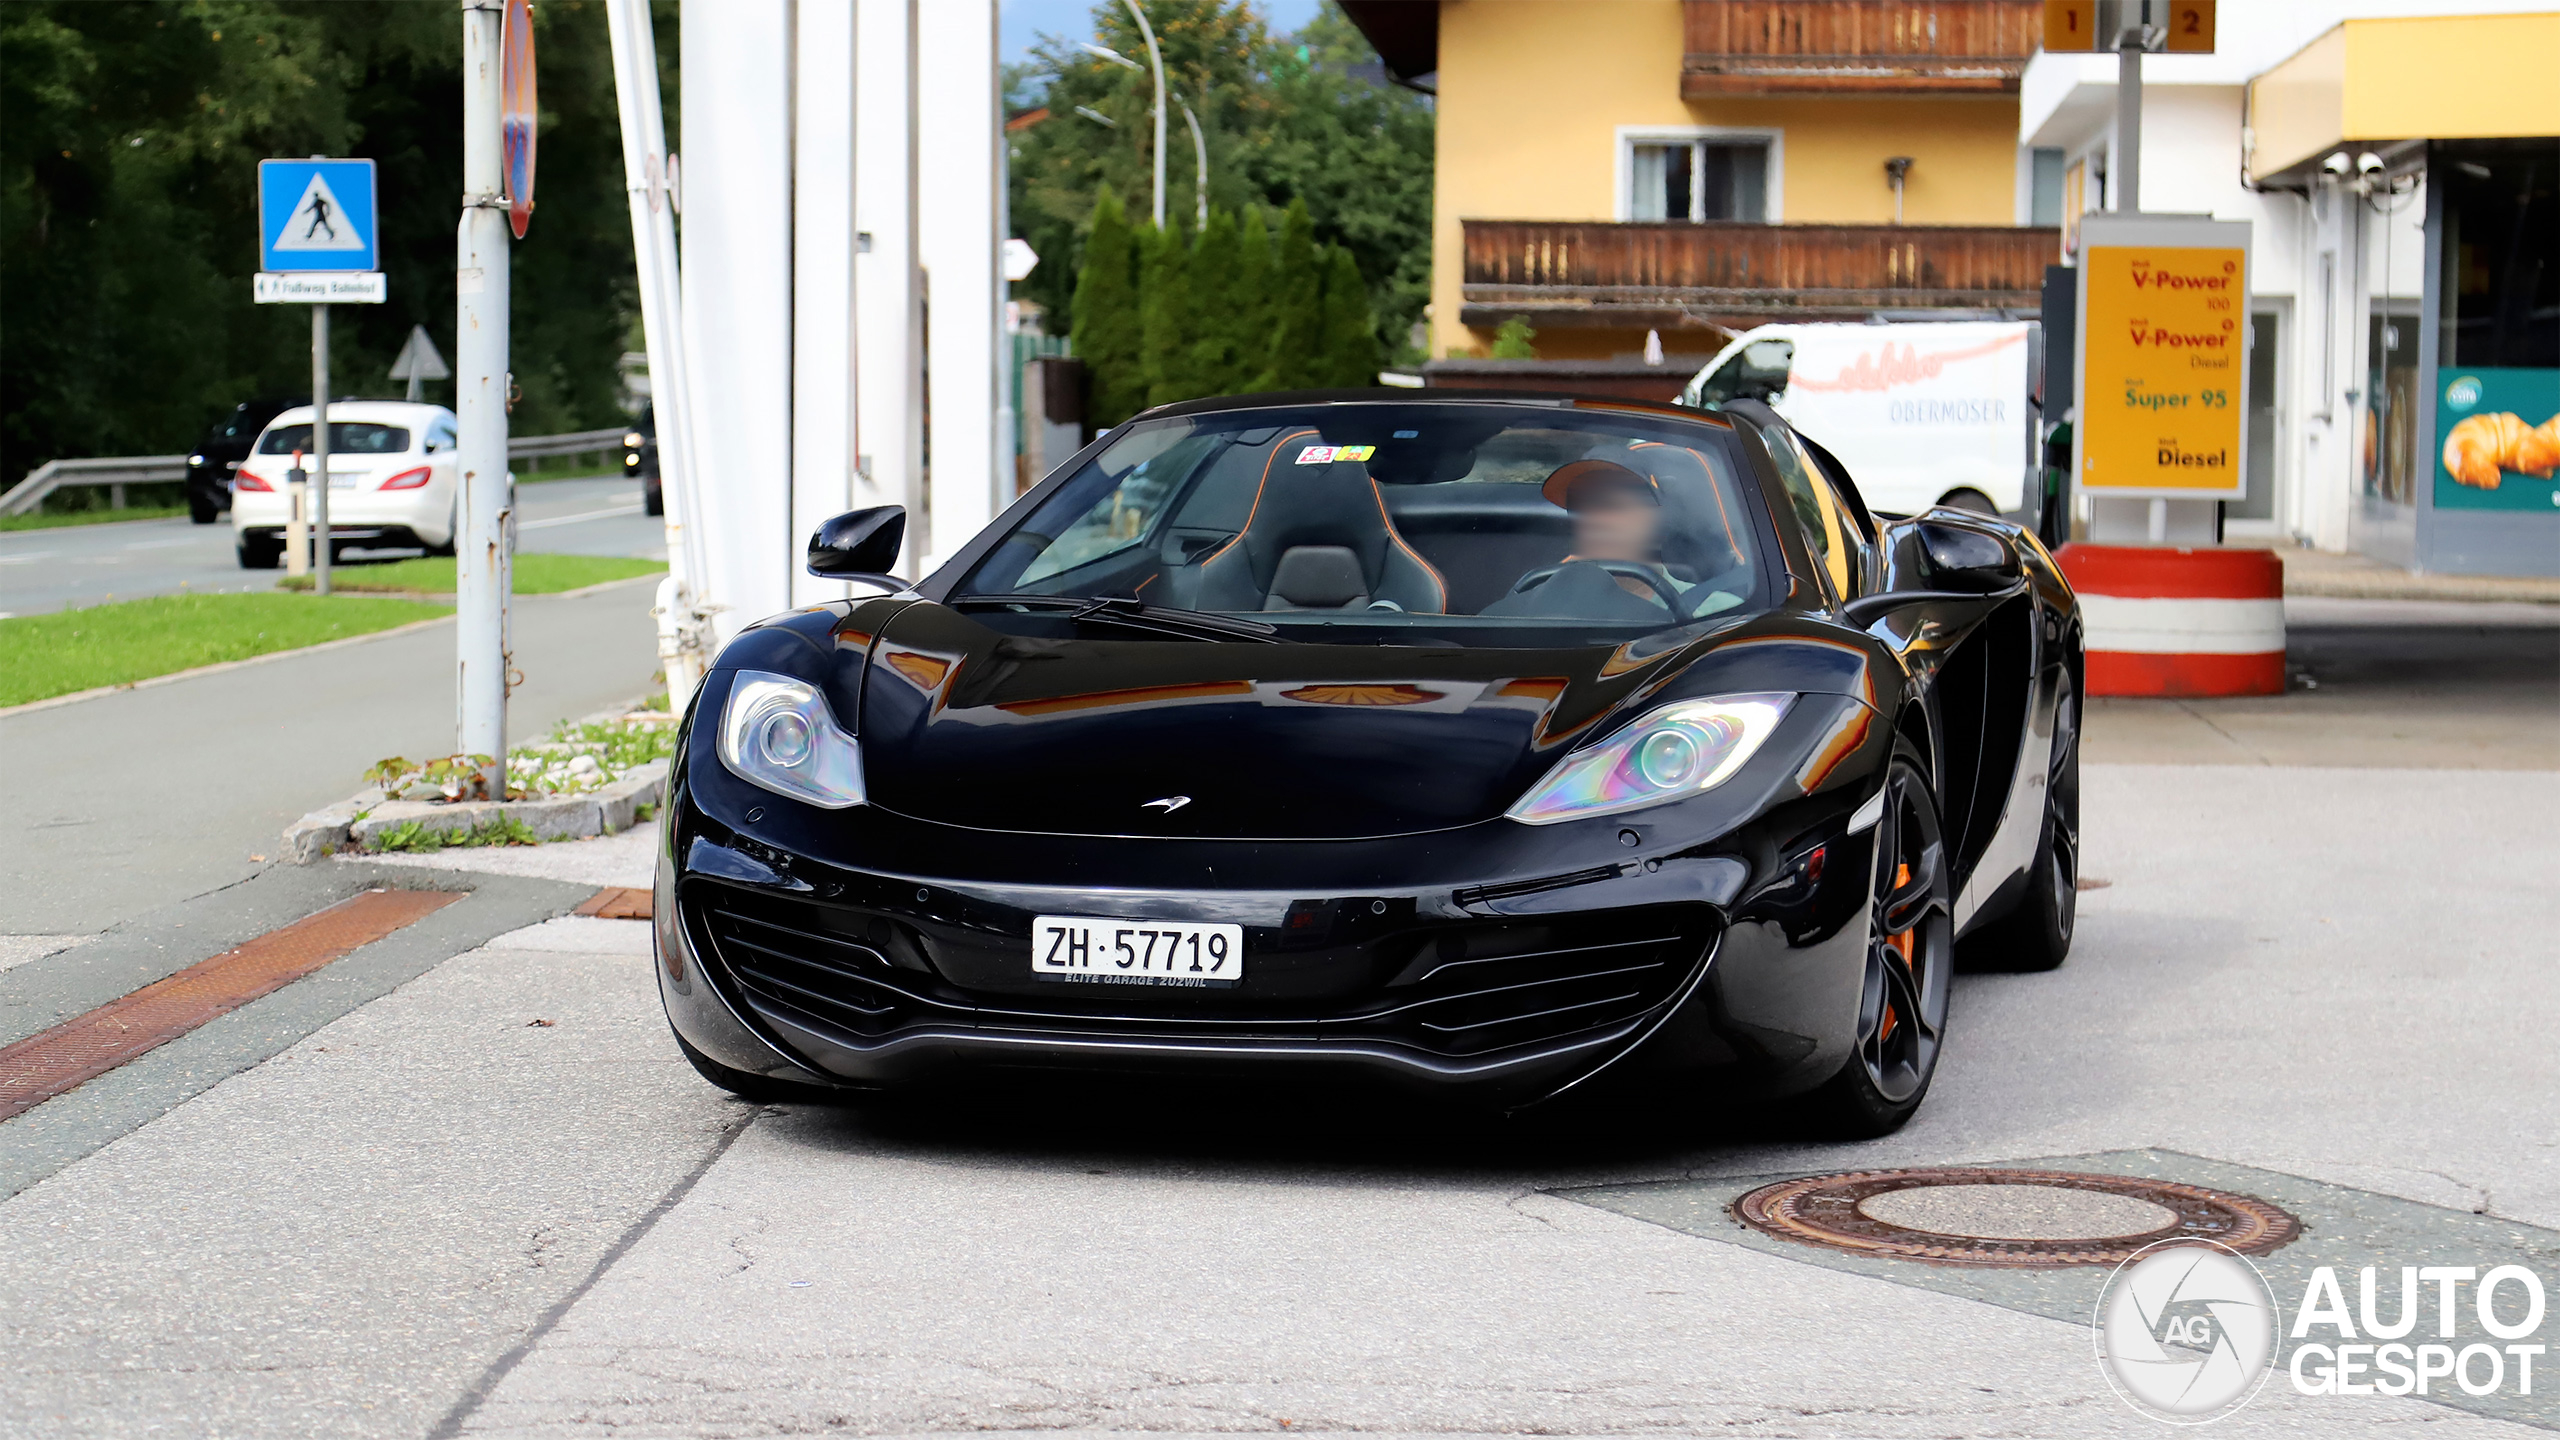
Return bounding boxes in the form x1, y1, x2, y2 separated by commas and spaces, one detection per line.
654, 390, 2083, 1135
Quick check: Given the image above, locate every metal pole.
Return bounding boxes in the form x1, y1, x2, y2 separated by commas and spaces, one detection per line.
1179, 100, 1207, 229
605, 0, 713, 705
456, 0, 511, 795
1122, 0, 1166, 229
310, 303, 332, 594
2115, 28, 2142, 213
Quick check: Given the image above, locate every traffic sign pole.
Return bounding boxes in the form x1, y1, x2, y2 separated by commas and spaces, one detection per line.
312, 303, 332, 595
457, 0, 512, 799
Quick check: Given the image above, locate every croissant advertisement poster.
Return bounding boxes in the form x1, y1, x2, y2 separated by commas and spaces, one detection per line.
2435, 368, 2560, 512
2072, 214, 2252, 501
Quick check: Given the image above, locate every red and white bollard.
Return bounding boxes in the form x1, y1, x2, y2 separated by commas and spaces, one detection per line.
2055, 545, 2285, 697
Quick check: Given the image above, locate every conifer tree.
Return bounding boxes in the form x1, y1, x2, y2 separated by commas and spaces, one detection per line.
1253, 199, 1323, 393
1070, 187, 1145, 427
1318, 246, 1380, 388
1231, 208, 1273, 392
1138, 219, 1195, 409
1185, 208, 1245, 397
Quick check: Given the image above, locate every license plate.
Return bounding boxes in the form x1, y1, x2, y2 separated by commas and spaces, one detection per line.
1031, 916, 1244, 988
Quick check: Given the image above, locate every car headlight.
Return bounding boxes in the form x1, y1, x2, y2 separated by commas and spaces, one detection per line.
623, 431, 645, 447
188, 453, 207, 466
1506, 693, 1794, 825
716, 670, 866, 809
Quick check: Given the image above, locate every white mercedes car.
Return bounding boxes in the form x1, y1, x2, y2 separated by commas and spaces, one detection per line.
232, 401, 504, 569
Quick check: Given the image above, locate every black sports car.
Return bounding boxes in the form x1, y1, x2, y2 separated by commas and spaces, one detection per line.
185, 396, 306, 524
655, 391, 2082, 1135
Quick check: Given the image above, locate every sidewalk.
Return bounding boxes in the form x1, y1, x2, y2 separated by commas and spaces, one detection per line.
2244, 540, 2560, 604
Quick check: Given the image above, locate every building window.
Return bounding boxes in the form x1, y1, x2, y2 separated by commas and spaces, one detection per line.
1627, 137, 1771, 223
2029, 148, 2066, 226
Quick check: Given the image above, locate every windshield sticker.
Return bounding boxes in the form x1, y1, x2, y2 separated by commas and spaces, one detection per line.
1295, 444, 1376, 465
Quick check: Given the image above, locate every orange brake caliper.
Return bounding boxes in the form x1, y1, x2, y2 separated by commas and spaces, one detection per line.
1878, 862, 1913, 1043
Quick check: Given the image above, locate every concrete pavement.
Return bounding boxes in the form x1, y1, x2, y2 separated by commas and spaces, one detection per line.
0, 577, 661, 935
0, 605, 2553, 1436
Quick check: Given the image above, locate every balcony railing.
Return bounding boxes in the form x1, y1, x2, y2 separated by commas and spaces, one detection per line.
1681, 0, 2042, 96
1460, 219, 2060, 329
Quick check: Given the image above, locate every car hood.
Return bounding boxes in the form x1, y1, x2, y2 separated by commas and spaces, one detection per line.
850, 601, 1727, 841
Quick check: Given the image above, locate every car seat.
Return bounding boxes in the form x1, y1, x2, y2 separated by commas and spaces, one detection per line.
1192, 433, 1448, 613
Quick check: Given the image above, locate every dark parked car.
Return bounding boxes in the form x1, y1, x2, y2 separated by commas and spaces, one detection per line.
624, 403, 661, 516
186, 396, 306, 523
655, 390, 2083, 1136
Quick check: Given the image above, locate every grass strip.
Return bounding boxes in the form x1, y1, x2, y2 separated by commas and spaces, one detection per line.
277, 552, 665, 596
0, 504, 191, 533
0, 592, 451, 707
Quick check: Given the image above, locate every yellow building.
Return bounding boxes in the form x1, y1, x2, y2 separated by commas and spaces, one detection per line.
1344, 0, 2059, 389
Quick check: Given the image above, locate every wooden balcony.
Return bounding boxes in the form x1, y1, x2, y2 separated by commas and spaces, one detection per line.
1460, 219, 2060, 331
1681, 0, 2042, 97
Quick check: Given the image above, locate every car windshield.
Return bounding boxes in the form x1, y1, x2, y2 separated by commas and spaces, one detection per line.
258, 422, 412, 455
950, 402, 1768, 646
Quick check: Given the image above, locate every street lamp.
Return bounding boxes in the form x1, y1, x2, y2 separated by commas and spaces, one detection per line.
1081, 32, 1206, 229
1080, 5, 1171, 228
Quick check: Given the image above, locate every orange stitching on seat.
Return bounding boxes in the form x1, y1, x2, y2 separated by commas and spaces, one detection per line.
1368, 478, 1449, 613
1196, 427, 1321, 572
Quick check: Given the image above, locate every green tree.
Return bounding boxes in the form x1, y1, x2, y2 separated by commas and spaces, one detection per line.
0, 0, 669, 485
1138, 217, 1195, 408
1184, 207, 1247, 396
1229, 206, 1271, 390
1490, 317, 1539, 360
1069, 185, 1144, 427
1006, 1, 1431, 363
1254, 198, 1322, 392
1317, 245, 1379, 387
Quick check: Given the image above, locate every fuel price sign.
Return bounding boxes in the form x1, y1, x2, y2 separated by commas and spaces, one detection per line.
2073, 213, 2251, 500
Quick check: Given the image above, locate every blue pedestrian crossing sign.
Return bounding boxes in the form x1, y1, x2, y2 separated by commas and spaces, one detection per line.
259, 158, 377, 272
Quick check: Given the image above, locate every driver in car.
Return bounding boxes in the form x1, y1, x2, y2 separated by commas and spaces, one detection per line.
1544, 459, 1697, 609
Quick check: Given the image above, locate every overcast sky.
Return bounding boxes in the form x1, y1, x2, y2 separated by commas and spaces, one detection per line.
1000, 0, 1326, 69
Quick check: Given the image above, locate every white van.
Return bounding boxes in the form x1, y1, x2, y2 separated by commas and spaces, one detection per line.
1679, 321, 2040, 516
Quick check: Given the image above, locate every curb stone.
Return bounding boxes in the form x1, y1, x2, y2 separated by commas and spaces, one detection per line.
281, 691, 672, 863
330, 760, 667, 855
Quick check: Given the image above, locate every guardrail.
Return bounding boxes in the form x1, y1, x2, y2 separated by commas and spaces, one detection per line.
0, 427, 637, 518
0, 456, 190, 518
505, 426, 632, 462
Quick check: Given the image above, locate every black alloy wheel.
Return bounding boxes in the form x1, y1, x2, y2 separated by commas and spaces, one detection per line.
1963, 669, 2080, 973
1805, 742, 1953, 1137
237, 534, 283, 570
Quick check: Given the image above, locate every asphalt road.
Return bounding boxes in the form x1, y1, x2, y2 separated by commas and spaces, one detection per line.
0, 475, 663, 617
1, 597, 2554, 1436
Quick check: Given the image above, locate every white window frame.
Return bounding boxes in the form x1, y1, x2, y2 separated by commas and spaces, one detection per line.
1615, 125, 1784, 224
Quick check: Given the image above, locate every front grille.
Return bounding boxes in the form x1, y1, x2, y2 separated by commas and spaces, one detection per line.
687, 880, 1716, 1064
692, 889, 965, 1044
1352, 925, 1693, 1057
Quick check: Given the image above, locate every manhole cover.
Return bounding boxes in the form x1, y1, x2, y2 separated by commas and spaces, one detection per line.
1732, 1167, 2299, 1267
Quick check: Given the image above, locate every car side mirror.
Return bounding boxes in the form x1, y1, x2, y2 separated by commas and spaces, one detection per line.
1836, 523, 2021, 629
807, 505, 906, 581
1916, 521, 2011, 591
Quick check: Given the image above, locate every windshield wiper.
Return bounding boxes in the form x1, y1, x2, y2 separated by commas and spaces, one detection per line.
948, 592, 1281, 643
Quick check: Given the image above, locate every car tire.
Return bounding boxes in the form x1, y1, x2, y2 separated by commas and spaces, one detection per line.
1799, 739, 1954, 1140
236, 535, 283, 570
189, 494, 220, 525
644, 476, 664, 517
1961, 671, 2080, 974
1937, 488, 2000, 516
673, 1028, 852, 1106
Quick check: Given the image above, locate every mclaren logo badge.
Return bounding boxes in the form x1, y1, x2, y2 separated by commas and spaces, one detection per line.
1141, 796, 1192, 813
